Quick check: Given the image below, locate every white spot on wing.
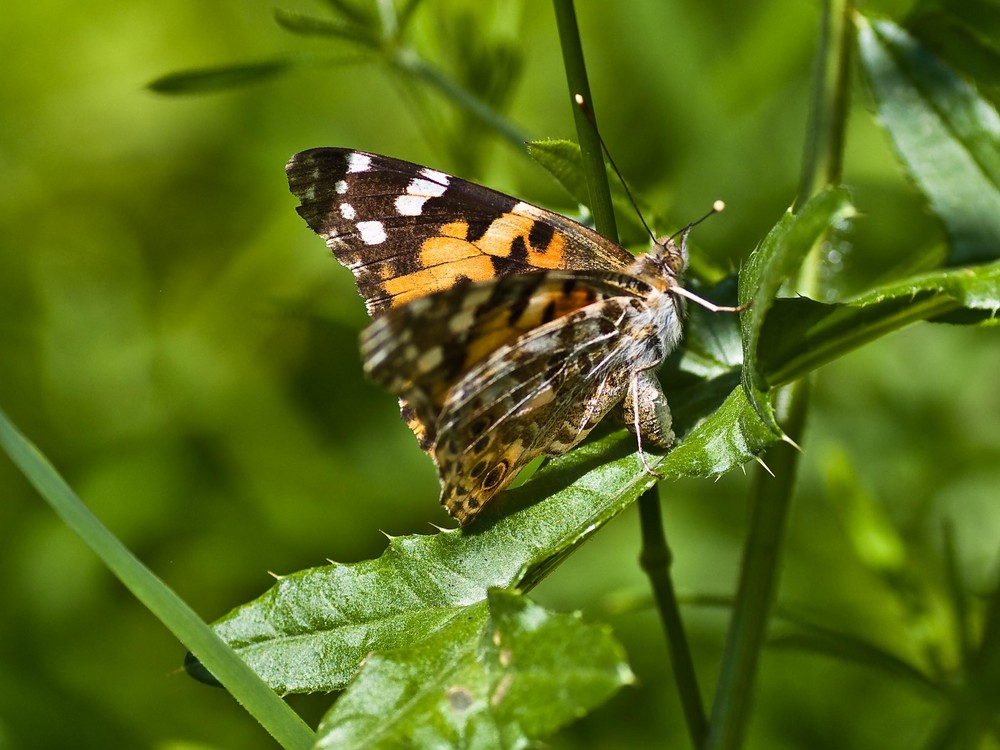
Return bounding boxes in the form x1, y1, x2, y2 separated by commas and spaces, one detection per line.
417, 346, 444, 372
448, 308, 475, 333
408, 176, 448, 197
339, 202, 356, 220
513, 201, 544, 218
335, 180, 348, 195
394, 172, 449, 216
395, 194, 427, 216
420, 168, 450, 186
356, 220, 387, 245
346, 152, 372, 173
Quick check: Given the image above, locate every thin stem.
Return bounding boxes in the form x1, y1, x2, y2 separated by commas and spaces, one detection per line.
551, 0, 618, 240
638, 486, 708, 749
551, 2, 704, 746
794, 0, 832, 211
705, 377, 811, 750
707, 1, 852, 746
826, 0, 856, 187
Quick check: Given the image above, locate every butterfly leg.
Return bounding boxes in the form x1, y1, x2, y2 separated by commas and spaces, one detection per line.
626, 369, 673, 478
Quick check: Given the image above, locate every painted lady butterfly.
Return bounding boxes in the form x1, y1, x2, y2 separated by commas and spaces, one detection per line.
287, 148, 733, 525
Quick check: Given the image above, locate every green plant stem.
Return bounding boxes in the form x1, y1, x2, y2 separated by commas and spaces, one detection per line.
551, 2, 704, 744
923, 557, 1000, 750
0, 408, 316, 750
638, 486, 708, 749
826, 0, 855, 186
794, 0, 833, 211
708, 1, 852, 745
705, 377, 811, 750
551, 0, 618, 240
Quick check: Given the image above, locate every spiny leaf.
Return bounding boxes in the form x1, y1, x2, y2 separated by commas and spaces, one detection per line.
191, 370, 772, 694
906, 1, 1000, 103
857, 16, 1000, 265
738, 188, 855, 429
758, 259, 1000, 385
314, 590, 632, 750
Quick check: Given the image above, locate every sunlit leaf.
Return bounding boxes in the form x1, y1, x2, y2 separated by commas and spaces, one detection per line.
758, 259, 1000, 385
737, 189, 855, 428
189, 367, 772, 693
857, 16, 1000, 265
314, 590, 631, 750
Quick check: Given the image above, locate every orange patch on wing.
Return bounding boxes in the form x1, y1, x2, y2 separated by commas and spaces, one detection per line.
419, 237, 481, 268
440, 220, 470, 239
518, 289, 597, 326
474, 213, 567, 268
462, 327, 524, 370
459, 289, 600, 371
381, 254, 497, 306
387, 213, 570, 309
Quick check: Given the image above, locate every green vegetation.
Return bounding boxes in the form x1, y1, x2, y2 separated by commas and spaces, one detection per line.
2, 1, 998, 748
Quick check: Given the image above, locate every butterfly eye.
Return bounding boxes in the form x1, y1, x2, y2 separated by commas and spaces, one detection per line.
653, 236, 687, 276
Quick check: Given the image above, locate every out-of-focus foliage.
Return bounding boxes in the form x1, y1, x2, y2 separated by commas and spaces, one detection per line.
2, 1, 999, 748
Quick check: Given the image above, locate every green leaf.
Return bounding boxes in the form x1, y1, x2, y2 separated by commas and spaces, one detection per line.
273, 9, 378, 46
148, 61, 297, 94
758, 259, 1000, 385
317, 0, 379, 27
0, 408, 316, 750
314, 590, 632, 749
192, 370, 774, 694
768, 620, 943, 699
907, 1, 1000, 103
526, 140, 589, 203
738, 188, 855, 428
857, 16, 1000, 265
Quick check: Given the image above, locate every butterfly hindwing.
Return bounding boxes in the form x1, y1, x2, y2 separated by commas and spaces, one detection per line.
432, 293, 674, 524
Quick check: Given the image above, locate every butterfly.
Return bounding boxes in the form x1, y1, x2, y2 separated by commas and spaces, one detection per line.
286, 148, 735, 525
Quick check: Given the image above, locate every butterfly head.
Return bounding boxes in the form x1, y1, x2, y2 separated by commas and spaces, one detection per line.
652, 233, 689, 277
628, 233, 688, 291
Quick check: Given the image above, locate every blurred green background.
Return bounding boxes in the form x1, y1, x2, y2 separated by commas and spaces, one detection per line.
2, 1, 998, 748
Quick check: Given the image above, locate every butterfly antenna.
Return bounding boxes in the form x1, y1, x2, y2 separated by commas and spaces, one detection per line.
574, 94, 658, 245
668, 199, 727, 243
575, 94, 725, 248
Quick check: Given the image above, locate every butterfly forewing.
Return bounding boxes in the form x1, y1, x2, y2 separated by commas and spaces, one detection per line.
286, 148, 636, 315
